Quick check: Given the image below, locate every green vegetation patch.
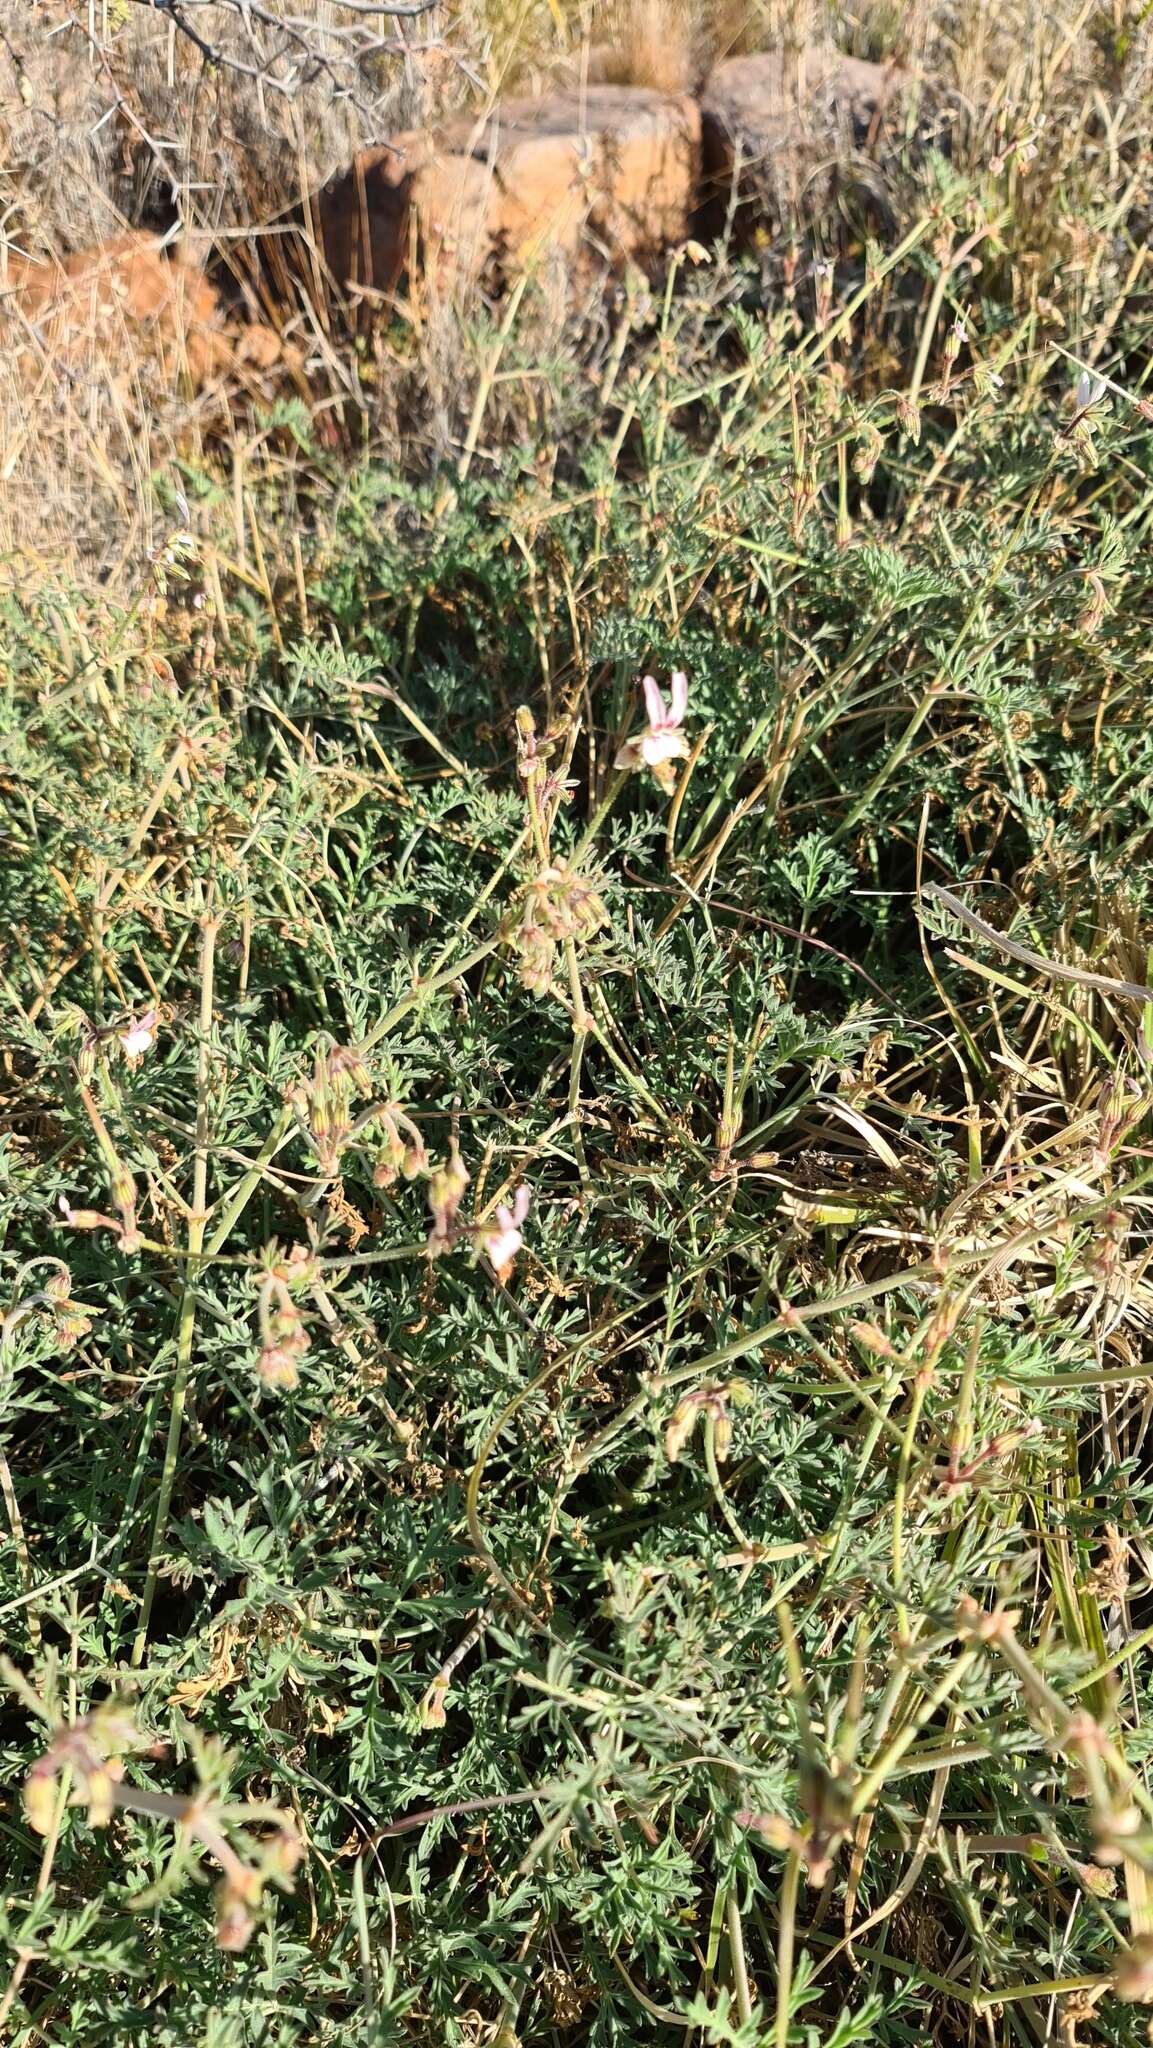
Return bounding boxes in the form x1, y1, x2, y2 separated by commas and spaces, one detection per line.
5, 216, 1153, 2045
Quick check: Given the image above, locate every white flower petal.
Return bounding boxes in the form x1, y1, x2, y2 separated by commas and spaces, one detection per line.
119, 1019, 157, 1059
482, 1225, 523, 1270
641, 729, 689, 768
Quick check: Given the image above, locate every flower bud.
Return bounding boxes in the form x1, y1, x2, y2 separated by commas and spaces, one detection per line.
420, 1679, 450, 1728
24, 1765, 56, 1837
261, 1828, 304, 1885
215, 1879, 258, 1953
851, 1321, 896, 1358
85, 1764, 118, 1829
427, 1144, 470, 1253
895, 394, 921, 444
664, 1396, 700, 1465
257, 1343, 302, 1392
402, 1137, 428, 1179
1077, 570, 1107, 637
851, 424, 884, 487
1112, 1934, 1153, 2002
373, 1111, 407, 1188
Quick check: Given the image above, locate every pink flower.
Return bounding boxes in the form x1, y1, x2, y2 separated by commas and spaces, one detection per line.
615, 672, 691, 790
640, 672, 689, 766
118, 1009, 158, 1062
479, 1186, 531, 1278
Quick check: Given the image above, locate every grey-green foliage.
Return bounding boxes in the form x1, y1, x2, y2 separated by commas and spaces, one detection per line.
4, 230, 1153, 2047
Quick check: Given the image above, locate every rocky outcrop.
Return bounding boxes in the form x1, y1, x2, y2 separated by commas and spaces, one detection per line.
314, 87, 701, 301
700, 47, 912, 203
1, 44, 923, 380
2, 232, 280, 388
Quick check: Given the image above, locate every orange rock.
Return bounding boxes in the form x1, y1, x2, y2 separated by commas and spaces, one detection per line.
2, 232, 280, 388
314, 87, 701, 300
311, 134, 493, 302
439, 89, 701, 271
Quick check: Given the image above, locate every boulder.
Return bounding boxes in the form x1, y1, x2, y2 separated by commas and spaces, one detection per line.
1, 232, 281, 388
700, 46, 911, 201
313, 86, 701, 300
309, 135, 490, 303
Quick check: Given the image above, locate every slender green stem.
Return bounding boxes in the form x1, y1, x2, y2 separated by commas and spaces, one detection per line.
774, 1848, 801, 2048
852, 1649, 979, 1817
572, 767, 629, 864
704, 1412, 747, 1552
892, 1369, 928, 1637
363, 935, 506, 1053
563, 935, 590, 1184
132, 911, 219, 1666
726, 1881, 753, 2027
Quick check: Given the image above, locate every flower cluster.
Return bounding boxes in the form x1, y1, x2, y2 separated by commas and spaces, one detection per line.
41, 1264, 95, 1350
372, 1102, 429, 1188
0, 1260, 96, 1356
247, 1043, 538, 1390
24, 1701, 145, 1836
513, 860, 608, 994
25, 1706, 303, 1955
285, 1041, 432, 1192
285, 1041, 376, 1177
422, 1141, 535, 1282
253, 1241, 318, 1392
664, 1378, 750, 1465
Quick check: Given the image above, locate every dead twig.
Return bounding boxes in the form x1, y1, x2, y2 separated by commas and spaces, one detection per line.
923, 884, 1153, 1006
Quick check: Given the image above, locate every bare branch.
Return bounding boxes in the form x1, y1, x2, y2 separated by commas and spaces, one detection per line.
121, 0, 444, 111
133, 0, 219, 65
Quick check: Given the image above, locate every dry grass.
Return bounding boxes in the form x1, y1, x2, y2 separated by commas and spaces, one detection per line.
2, 0, 1152, 583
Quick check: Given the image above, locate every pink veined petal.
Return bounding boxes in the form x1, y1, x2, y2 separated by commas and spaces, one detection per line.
641, 674, 667, 731
511, 1186, 531, 1226
614, 736, 644, 771
668, 670, 688, 724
